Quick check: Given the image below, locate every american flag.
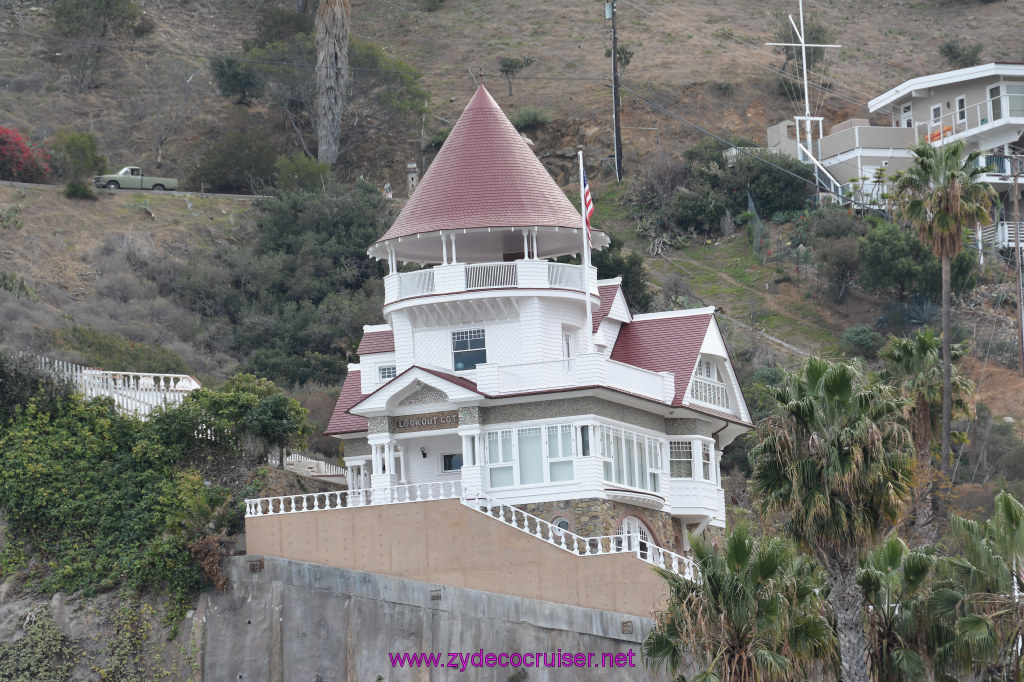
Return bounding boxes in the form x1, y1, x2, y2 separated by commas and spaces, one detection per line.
582, 169, 594, 245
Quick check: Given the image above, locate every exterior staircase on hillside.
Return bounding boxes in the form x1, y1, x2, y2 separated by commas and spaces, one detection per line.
279, 453, 348, 485
245, 482, 695, 580
30, 354, 200, 418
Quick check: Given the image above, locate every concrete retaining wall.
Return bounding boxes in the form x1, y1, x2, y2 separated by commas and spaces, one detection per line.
204, 556, 677, 682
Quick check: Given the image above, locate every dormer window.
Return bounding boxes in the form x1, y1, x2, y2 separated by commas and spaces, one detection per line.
379, 365, 397, 381
452, 329, 486, 370
690, 356, 730, 410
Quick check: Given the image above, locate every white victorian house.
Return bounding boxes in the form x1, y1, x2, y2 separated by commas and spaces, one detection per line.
320, 86, 751, 553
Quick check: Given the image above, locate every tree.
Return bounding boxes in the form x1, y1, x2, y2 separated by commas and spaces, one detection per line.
210, 57, 265, 105
52, 0, 138, 37
51, 131, 106, 199
896, 139, 996, 474
879, 330, 973, 544
498, 56, 534, 97
133, 60, 199, 169
643, 524, 835, 682
749, 357, 915, 682
605, 45, 634, 74
931, 491, 1024, 679
938, 39, 983, 70
314, 0, 350, 165
817, 237, 861, 303
857, 535, 939, 681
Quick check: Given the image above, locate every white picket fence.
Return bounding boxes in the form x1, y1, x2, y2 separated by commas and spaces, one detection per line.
281, 453, 347, 483
32, 354, 200, 418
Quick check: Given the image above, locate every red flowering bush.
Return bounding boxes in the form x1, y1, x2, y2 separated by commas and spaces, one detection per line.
0, 126, 49, 183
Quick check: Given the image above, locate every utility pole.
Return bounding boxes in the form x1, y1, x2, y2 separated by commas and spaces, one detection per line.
606, 0, 623, 182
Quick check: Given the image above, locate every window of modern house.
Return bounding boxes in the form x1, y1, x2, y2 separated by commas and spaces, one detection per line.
956, 95, 967, 122
669, 441, 693, 478
452, 329, 486, 370
379, 365, 397, 381
990, 85, 1003, 121
930, 104, 941, 123
901, 103, 913, 128
1008, 84, 1024, 117
442, 453, 462, 472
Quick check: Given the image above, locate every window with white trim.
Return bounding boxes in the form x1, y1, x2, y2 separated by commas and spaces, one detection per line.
486, 429, 514, 488
379, 365, 397, 381
930, 104, 941, 123
702, 442, 713, 481
452, 329, 486, 371
690, 356, 730, 410
990, 85, 1003, 121
956, 95, 967, 123
546, 424, 574, 482
901, 103, 913, 128
669, 441, 693, 478
594, 425, 663, 493
442, 453, 462, 472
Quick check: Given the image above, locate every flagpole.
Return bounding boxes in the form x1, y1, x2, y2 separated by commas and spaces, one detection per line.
578, 147, 595, 353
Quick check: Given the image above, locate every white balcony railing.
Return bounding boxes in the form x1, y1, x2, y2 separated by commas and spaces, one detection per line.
384, 260, 597, 305
467, 262, 517, 288
689, 377, 730, 410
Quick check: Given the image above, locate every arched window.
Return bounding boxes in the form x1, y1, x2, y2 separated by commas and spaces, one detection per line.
616, 515, 652, 560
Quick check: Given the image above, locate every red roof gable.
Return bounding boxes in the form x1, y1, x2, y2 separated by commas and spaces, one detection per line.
610, 314, 713, 406
592, 284, 621, 332
376, 86, 584, 243
357, 329, 395, 355
324, 371, 369, 436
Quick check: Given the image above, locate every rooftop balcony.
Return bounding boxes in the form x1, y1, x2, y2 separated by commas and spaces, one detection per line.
383, 260, 598, 307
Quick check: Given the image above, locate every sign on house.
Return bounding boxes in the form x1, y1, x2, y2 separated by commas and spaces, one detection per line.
390, 410, 459, 434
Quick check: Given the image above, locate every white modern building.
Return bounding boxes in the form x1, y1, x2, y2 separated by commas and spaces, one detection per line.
322, 85, 752, 553
768, 62, 1024, 247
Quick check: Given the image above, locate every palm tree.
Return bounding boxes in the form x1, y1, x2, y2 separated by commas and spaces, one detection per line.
315, 0, 350, 165
895, 140, 996, 471
858, 535, 941, 681
643, 524, 835, 682
749, 357, 915, 682
931, 491, 1024, 680
879, 330, 974, 544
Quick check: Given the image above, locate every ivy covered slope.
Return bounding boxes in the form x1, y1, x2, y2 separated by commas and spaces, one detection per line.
0, 351, 314, 632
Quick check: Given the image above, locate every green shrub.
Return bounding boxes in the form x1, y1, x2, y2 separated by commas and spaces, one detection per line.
244, 7, 314, 50
133, 14, 156, 39
49, 326, 191, 374
509, 107, 550, 131
0, 612, 82, 682
53, 0, 138, 37
0, 270, 37, 300
666, 189, 729, 233
842, 324, 885, 359
428, 128, 450, 150
210, 57, 265, 104
939, 39, 983, 69
187, 129, 280, 193
274, 153, 333, 192
51, 131, 105, 185
63, 179, 97, 200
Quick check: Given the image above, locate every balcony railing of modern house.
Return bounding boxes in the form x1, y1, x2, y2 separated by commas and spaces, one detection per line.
384, 260, 598, 305
475, 353, 676, 404
244, 482, 696, 579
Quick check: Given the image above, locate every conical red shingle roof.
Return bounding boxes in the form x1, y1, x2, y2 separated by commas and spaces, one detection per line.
375, 86, 594, 246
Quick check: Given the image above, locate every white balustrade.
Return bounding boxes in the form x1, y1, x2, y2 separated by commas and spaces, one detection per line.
547, 263, 582, 289
689, 377, 730, 410
283, 453, 347, 480
29, 353, 199, 418
399, 269, 435, 298
466, 263, 517, 289
244, 483, 695, 580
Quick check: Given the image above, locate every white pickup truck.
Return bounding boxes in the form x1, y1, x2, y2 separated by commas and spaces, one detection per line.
93, 166, 178, 191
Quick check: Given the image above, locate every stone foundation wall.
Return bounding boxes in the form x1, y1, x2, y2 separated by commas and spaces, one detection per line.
518, 499, 677, 551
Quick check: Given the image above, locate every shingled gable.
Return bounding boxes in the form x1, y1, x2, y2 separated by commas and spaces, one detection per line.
324, 370, 369, 436
356, 329, 395, 355
609, 310, 715, 407
373, 85, 603, 246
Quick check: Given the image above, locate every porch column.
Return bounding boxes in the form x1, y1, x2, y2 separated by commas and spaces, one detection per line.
441, 232, 449, 265
397, 444, 408, 484
449, 231, 457, 264
531, 228, 539, 260
522, 229, 530, 258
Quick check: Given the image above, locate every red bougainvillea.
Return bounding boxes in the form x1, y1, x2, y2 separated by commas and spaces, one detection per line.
0, 127, 50, 183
